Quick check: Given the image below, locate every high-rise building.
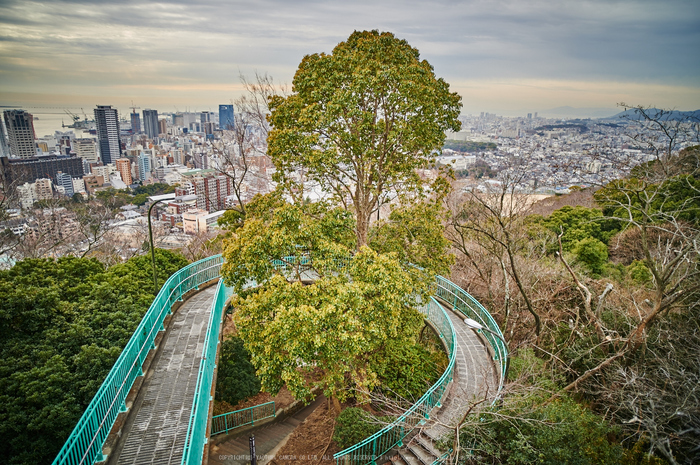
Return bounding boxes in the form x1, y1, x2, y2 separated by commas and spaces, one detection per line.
0, 154, 84, 185
131, 111, 141, 134
158, 119, 167, 136
219, 104, 234, 130
56, 171, 74, 197
3, 110, 37, 158
35, 178, 53, 200
115, 158, 133, 185
94, 105, 121, 164
0, 117, 11, 158
143, 109, 159, 139
138, 152, 151, 181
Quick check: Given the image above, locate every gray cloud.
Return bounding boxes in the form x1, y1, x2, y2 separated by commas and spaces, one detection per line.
0, 0, 698, 111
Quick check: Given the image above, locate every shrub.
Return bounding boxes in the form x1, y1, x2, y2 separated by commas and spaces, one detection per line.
573, 237, 609, 276
333, 407, 389, 449
459, 350, 623, 464
371, 338, 446, 401
215, 336, 261, 405
460, 395, 622, 465
627, 260, 653, 286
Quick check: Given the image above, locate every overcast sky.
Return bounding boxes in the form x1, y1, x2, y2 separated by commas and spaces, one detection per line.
1, 0, 699, 117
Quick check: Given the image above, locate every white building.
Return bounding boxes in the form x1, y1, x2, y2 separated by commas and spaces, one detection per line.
74, 138, 99, 163
183, 209, 225, 235
17, 182, 38, 209
72, 177, 86, 194
435, 155, 477, 171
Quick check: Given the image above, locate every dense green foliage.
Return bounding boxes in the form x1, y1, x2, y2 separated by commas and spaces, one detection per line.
93, 183, 176, 210
132, 183, 176, 197
572, 236, 609, 276
368, 178, 455, 277
370, 338, 446, 401
222, 190, 451, 405
443, 140, 497, 153
538, 205, 616, 251
333, 407, 390, 449
0, 250, 188, 465
215, 336, 261, 406
594, 174, 700, 227
268, 30, 461, 247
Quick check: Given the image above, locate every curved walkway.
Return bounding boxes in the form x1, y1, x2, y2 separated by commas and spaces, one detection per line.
208, 396, 326, 465
101, 279, 497, 465
108, 285, 218, 465
204, 298, 497, 465
427, 300, 496, 436
391, 300, 497, 464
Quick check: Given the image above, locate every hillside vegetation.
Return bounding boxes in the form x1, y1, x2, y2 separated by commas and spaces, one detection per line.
0, 250, 189, 465
446, 143, 700, 464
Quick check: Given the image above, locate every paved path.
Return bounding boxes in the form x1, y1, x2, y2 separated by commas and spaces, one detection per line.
110, 285, 217, 465
424, 301, 497, 440
208, 396, 326, 465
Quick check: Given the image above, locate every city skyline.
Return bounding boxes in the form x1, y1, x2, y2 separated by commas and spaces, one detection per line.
0, 0, 699, 117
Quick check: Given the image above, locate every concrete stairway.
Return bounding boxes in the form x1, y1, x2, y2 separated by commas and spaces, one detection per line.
389, 432, 443, 465
208, 395, 325, 465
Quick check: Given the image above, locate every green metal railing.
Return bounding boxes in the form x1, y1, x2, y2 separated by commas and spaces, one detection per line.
52, 255, 224, 465
54, 253, 505, 465
180, 278, 233, 464
333, 297, 456, 465
210, 402, 276, 436
333, 275, 508, 465
434, 276, 508, 393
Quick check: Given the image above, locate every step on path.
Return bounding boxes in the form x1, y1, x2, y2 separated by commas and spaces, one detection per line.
109, 285, 218, 465
387, 301, 498, 465
209, 395, 326, 465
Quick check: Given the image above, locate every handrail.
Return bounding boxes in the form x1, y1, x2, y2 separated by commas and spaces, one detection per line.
180, 277, 233, 464
333, 275, 507, 465
333, 297, 456, 465
210, 402, 276, 436
434, 276, 508, 392
52, 255, 224, 465
54, 254, 505, 465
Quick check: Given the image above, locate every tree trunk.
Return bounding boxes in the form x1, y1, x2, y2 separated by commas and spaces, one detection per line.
331, 396, 342, 415
504, 236, 540, 336
355, 205, 369, 249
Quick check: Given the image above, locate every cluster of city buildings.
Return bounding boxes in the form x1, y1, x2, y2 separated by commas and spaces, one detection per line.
436, 112, 679, 193
1, 104, 685, 261
0, 104, 271, 235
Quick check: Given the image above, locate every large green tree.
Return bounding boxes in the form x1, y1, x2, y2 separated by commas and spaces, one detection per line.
267, 30, 462, 248
222, 198, 431, 409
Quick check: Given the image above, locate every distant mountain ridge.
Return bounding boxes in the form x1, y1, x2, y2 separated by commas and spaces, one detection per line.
608, 108, 700, 121
538, 106, 618, 118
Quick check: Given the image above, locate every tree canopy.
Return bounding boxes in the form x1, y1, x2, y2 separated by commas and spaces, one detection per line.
221, 195, 438, 406
0, 250, 189, 465
221, 30, 459, 412
267, 30, 462, 247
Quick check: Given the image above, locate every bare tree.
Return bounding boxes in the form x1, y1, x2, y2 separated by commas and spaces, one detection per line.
561, 108, 700, 393
178, 230, 222, 262
593, 306, 700, 465
447, 156, 542, 336
210, 73, 285, 218
71, 200, 115, 258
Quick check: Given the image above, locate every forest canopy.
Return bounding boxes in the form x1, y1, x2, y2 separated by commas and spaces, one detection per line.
0, 250, 189, 465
